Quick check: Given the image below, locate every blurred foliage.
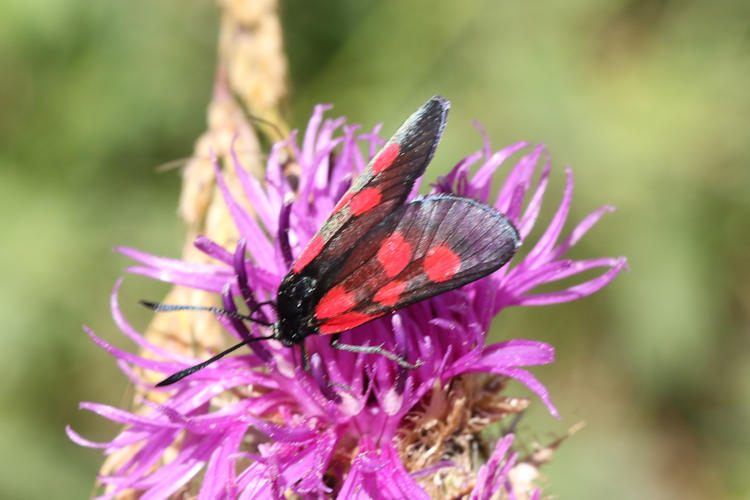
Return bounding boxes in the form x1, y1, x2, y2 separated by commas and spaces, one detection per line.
1, 0, 748, 498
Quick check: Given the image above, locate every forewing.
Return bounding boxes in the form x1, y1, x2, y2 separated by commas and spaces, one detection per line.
312, 195, 521, 334
292, 96, 450, 278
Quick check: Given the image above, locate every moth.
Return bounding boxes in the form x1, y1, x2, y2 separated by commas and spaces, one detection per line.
144, 96, 520, 386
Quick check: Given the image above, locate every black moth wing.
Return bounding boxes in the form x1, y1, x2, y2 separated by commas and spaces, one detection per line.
313, 195, 521, 335
292, 96, 450, 279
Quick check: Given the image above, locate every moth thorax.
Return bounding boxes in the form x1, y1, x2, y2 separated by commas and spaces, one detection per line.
276, 273, 320, 345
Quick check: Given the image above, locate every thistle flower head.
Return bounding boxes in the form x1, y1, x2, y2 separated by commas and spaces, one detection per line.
69, 102, 625, 499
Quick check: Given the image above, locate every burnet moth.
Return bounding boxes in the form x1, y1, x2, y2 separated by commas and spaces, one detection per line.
143, 96, 521, 386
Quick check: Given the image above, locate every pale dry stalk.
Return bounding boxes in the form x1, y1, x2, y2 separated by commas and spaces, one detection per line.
98, 1, 288, 494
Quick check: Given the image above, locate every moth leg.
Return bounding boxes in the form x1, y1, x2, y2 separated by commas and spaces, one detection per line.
252, 300, 276, 313
299, 341, 310, 372
301, 342, 353, 398
330, 334, 422, 369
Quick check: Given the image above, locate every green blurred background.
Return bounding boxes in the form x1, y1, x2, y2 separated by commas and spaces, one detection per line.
2, 0, 748, 498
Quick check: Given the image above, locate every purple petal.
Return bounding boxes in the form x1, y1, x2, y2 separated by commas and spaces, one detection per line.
479, 340, 555, 367
514, 257, 627, 306
109, 279, 195, 364
82, 325, 176, 374
471, 434, 515, 500
117, 246, 228, 275
447, 344, 558, 418
522, 166, 574, 265
78, 401, 179, 429
516, 160, 551, 239
194, 234, 234, 264
124, 265, 232, 293
231, 135, 277, 232
410, 460, 456, 479
212, 159, 275, 265
496, 367, 559, 418
495, 144, 544, 213
66, 425, 109, 448
244, 416, 318, 443
548, 205, 616, 261
199, 426, 248, 499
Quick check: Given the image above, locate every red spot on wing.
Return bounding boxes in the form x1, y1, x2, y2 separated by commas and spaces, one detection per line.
376, 232, 411, 277
350, 187, 382, 215
372, 143, 400, 174
333, 191, 355, 213
316, 285, 357, 319
423, 245, 461, 282
293, 234, 325, 273
318, 311, 378, 335
373, 280, 407, 306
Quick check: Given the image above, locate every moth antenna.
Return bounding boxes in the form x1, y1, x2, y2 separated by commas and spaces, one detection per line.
329, 335, 422, 370
155, 334, 276, 386
139, 300, 275, 327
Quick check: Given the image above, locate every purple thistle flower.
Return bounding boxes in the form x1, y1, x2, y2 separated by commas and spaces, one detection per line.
69, 102, 626, 499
